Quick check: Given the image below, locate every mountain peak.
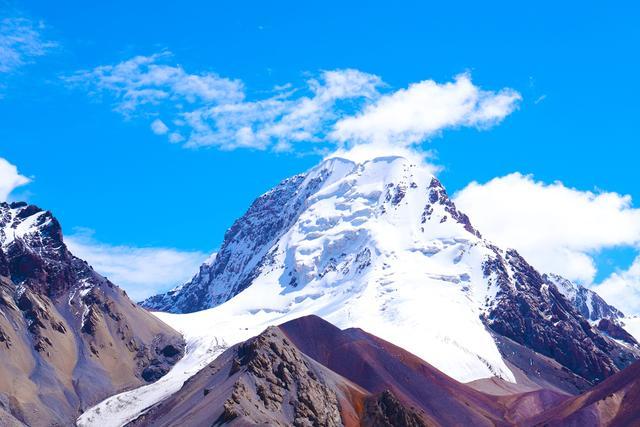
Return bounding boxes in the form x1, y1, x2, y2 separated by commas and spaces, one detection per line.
0, 202, 63, 253
0, 201, 185, 425
142, 155, 476, 314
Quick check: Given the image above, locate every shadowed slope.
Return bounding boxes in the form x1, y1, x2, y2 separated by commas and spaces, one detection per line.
527, 360, 640, 426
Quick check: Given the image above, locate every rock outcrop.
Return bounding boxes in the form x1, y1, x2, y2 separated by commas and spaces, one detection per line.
129, 325, 364, 426
483, 248, 639, 385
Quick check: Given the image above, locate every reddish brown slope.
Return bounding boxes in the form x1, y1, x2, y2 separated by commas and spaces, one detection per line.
527, 360, 640, 426
128, 325, 427, 427
280, 315, 567, 426
130, 315, 572, 426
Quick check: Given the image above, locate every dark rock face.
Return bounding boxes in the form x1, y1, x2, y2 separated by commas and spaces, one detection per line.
142, 174, 310, 313
362, 390, 427, 427
0, 202, 184, 426
483, 248, 639, 385
491, 332, 593, 395
598, 318, 639, 346
0, 248, 9, 277
423, 177, 482, 238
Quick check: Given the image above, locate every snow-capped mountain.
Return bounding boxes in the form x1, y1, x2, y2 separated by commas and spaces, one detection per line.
545, 273, 624, 322
0, 202, 184, 426
141, 156, 638, 389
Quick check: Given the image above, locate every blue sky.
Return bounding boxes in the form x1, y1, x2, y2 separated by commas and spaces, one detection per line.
2, 1, 640, 306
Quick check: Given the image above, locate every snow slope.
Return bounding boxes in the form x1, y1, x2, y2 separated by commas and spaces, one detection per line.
622, 317, 640, 342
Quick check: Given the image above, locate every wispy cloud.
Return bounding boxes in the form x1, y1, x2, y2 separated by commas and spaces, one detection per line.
66, 53, 521, 152
453, 173, 640, 289
0, 157, 31, 201
66, 228, 208, 301
0, 16, 56, 74
64, 52, 244, 115
534, 94, 547, 104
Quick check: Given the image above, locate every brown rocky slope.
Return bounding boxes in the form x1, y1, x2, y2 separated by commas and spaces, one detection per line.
0, 202, 184, 426
130, 316, 579, 426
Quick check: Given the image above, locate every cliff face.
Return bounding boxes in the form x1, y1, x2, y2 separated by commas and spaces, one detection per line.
0, 202, 184, 426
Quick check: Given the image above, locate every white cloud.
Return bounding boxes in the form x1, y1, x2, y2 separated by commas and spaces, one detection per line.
331, 73, 521, 146
150, 118, 169, 135
453, 173, 640, 285
184, 68, 382, 150
67, 54, 520, 153
593, 258, 640, 316
64, 52, 244, 114
0, 17, 56, 74
0, 157, 31, 201
66, 229, 208, 301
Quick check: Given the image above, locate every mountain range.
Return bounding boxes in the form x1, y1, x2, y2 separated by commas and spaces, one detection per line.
1, 155, 639, 426
141, 156, 638, 390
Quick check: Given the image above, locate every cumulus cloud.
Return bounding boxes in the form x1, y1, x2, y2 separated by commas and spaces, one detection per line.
453, 173, 640, 285
66, 229, 208, 301
66, 53, 520, 152
593, 258, 640, 316
0, 157, 31, 201
332, 73, 521, 146
0, 17, 56, 74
